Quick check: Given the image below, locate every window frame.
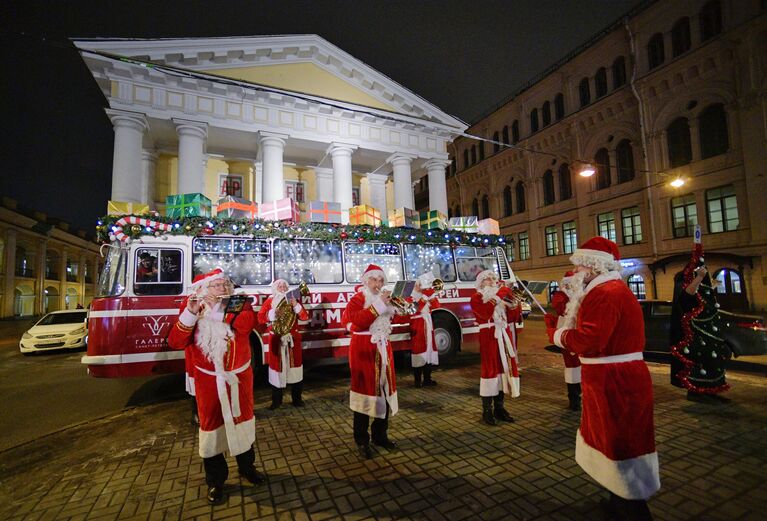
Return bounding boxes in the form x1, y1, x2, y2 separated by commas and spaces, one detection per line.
518, 231, 530, 261
706, 185, 739, 233
273, 238, 344, 285
621, 206, 643, 245
597, 212, 617, 242
670, 194, 698, 238
134, 247, 184, 296
544, 225, 559, 256
562, 221, 577, 254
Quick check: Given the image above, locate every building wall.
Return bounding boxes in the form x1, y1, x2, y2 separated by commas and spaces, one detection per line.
447, 0, 767, 313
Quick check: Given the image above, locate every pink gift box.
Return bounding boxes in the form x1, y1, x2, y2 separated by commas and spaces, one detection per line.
258, 198, 300, 222
477, 218, 500, 235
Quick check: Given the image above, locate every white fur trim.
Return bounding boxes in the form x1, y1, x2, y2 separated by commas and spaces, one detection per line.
361, 269, 386, 284
372, 297, 389, 315
268, 365, 303, 388
570, 249, 622, 274
349, 390, 398, 419
198, 417, 255, 458
553, 328, 566, 349
479, 375, 502, 397
585, 270, 623, 294
267, 309, 276, 321
564, 366, 581, 384
293, 303, 303, 313
575, 429, 660, 500
179, 308, 198, 328
411, 354, 426, 368
185, 373, 196, 396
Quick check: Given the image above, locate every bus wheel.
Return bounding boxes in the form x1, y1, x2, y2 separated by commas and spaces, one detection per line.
433, 314, 460, 359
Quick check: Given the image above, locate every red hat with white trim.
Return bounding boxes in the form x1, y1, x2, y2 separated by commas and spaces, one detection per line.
190, 268, 227, 289
475, 269, 499, 289
569, 236, 622, 273
360, 264, 386, 284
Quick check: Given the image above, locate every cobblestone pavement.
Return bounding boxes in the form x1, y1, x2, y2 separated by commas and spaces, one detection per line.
1, 353, 765, 521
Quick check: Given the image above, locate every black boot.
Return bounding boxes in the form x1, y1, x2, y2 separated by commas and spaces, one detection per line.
493, 392, 515, 422
482, 397, 497, 426
268, 386, 283, 410
190, 396, 200, 426
291, 381, 305, 407
423, 364, 437, 386
413, 367, 423, 388
567, 383, 581, 411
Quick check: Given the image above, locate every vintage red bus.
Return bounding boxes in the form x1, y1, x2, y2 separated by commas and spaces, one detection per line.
82, 233, 521, 378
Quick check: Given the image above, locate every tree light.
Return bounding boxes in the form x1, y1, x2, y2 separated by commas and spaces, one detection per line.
578, 163, 596, 177
670, 177, 685, 188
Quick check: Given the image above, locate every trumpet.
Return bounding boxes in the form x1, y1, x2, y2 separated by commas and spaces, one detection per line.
390, 295, 417, 315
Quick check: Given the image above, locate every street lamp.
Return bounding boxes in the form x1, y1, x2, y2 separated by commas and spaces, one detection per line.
670, 177, 685, 188
578, 163, 596, 177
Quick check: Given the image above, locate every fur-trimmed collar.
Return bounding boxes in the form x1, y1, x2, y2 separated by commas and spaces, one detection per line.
585, 271, 623, 295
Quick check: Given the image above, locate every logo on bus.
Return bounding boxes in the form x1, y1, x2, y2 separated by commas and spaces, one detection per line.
143, 316, 170, 337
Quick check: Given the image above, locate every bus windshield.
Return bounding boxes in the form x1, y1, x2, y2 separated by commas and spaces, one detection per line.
274, 239, 343, 284
403, 244, 457, 282
193, 238, 271, 286
96, 245, 127, 297
344, 242, 403, 283
454, 246, 500, 282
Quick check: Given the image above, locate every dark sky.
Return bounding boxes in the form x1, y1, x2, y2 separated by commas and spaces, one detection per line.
2, 0, 640, 233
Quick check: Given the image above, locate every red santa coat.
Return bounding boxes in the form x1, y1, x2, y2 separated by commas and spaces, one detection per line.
168, 299, 255, 458
257, 296, 308, 388
551, 290, 582, 384
408, 289, 441, 367
341, 291, 401, 419
553, 272, 660, 500
470, 289, 522, 397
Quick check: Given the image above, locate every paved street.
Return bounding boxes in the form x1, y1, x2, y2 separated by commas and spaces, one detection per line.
0, 348, 765, 521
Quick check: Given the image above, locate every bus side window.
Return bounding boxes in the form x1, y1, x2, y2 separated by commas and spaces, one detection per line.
134, 248, 183, 295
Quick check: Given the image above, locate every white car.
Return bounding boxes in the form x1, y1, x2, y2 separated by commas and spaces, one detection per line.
19, 310, 88, 354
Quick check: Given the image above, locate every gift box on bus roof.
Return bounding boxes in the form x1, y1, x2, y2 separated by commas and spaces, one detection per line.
387, 207, 419, 228
165, 193, 211, 218
477, 218, 500, 235
107, 200, 150, 217
308, 200, 342, 224
349, 205, 382, 226
216, 196, 258, 219
259, 197, 300, 222
448, 216, 478, 233
419, 209, 448, 230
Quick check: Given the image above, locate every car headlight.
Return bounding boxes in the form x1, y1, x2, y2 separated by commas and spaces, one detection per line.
71, 327, 86, 335
22, 332, 33, 340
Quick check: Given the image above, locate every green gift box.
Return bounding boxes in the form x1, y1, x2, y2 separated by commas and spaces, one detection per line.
165, 193, 212, 218
419, 209, 448, 230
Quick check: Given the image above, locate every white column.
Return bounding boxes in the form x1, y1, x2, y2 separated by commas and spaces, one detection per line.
106, 109, 148, 202
141, 149, 158, 208
174, 119, 208, 194
388, 153, 416, 209
254, 161, 263, 204
330, 143, 358, 223
367, 172, 389, 215
314, 167, 335, 202
424, 159, 450, 215
259, 133, 287, 203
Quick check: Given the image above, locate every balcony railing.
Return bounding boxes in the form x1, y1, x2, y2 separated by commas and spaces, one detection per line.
66, 274, 78, 282
45, 271, 60, 280
15, 268, 35, 278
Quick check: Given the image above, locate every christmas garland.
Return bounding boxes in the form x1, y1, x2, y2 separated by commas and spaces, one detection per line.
96, 214, 512, 248
669, 243, 730, 394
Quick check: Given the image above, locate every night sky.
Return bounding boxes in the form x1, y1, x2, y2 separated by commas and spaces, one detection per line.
2, 0, 640, 233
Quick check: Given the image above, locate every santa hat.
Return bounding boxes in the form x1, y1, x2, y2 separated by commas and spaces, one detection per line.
569, 236, 622, 273
360, 264, 386, 284
417, 271, 436, 288
475, 269, 498, 290
271, 278, 288, 294
190, 268, 227, 290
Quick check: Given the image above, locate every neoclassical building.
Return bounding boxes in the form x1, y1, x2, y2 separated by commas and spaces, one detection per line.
74, 35, 466, 223
445, 0, 767, 312
0, 198, 101, 318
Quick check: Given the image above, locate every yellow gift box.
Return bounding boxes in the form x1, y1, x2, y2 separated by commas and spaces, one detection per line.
387, 207, 419, 228
349, 205, 382, 226
107, 201, 150, 216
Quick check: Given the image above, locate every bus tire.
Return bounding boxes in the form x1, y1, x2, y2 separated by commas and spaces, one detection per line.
432, 312, 461, 360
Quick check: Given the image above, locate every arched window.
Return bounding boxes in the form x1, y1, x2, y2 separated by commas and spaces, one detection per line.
713, 268, 748, 310
503, 185, 513, 217
502, 126, 509, 145
559, 163, 572, 200
595, 67, 608, 98
595, 148, 611, 189
463, 149, 470, 169
700, 0, 722, 42
554, 93, 565, 120
481, 194, 490, 219
511, 120, 520, 143
542, 101, 551, 126
672, 17, 691, 57
515, 182, 526, 213
530, 108, 539, 133
699, 103, 729, 158
627, 275, 646, 299
548, 281, 560, 301
478, 141, 485, 161
472, 198, 480, 217
612, 56, 627, 89
542, 170, 555, 206
492, 131, 500, 153
714, 269, 742, 294
616, 139, 635, 183
471, 145, 477, 164
667, 117, 692, 167
579, 77, 591, 107
648, 33, 665, 69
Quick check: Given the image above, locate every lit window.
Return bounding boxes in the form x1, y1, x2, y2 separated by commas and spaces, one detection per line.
518, 232, 530, 261
598, 212, 616, 241
562, 221, 577, 254
671, 194, 698, 238
621, 207, 643, 245
627, 275, 646, 299
545, 226, 558, 256
706, 185, 738, 233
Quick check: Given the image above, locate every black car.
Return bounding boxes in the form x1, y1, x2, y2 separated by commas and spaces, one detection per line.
640, 300, 767, 357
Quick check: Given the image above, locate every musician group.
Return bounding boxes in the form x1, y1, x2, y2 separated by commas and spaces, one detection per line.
168, 236, 659, 520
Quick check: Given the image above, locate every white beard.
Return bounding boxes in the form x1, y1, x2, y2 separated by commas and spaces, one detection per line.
271, 291, 286, 311
479, 286, 499, 303
360, 287, 392, 342
561, 271, 589, 329
479, 286, 507, 323
362, 287, 379, 309
195, 316, 233, 365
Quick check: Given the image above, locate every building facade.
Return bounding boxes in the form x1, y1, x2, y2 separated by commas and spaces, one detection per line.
0, 198, 101, 318
74, 35, 466, 224
445, 0, 767, 312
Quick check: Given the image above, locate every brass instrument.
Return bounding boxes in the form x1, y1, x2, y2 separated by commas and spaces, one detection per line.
432, 278, 444, 292
390, 294, 417, 315
272, 281, 310, 336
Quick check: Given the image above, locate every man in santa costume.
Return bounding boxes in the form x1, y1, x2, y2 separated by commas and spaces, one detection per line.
545, 237, 659, 521
167, 269, 262, 505
341, 264, 401, 459
548, 271, 583, 411
470, 270, 522, 426
257, 278, 309, 409
408, 271, 441, 387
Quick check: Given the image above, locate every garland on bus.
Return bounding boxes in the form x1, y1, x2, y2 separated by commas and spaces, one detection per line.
96, 214, 513, 248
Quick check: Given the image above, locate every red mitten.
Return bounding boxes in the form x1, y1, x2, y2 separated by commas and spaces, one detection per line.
550, 290, 569, 316
544, 313, 558, 343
